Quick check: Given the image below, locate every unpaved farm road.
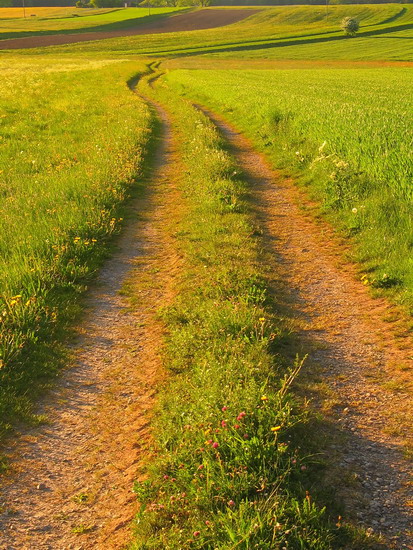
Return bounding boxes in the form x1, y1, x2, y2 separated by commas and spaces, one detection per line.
0, 9, 258, 50
0, 98, 182, 549
196, 105, 413, 549
0, 78, 412, 550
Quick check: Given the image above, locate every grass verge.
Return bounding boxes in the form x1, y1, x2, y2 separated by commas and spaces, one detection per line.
129, 73, 342, 550
0, 59, 153, 440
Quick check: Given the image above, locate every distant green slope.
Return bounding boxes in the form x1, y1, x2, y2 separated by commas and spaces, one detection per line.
0, 7, 184, 40
7, 3, 412, 62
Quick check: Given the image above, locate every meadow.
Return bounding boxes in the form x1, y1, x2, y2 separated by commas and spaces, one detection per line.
0, 57, 151, 436
0, 3, 412, 548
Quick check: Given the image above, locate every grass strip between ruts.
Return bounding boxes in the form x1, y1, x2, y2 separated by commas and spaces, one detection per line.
130, 73, 336, 550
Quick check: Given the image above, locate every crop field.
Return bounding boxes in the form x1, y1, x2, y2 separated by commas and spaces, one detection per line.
0, 4, 412, 549
0, 6, 115, 18
0, 7, 182, 40
7, 4, 413, 61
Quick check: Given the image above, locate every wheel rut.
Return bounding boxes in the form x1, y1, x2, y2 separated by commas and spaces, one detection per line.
195, 105, 413, 549
0, 99, 182, 549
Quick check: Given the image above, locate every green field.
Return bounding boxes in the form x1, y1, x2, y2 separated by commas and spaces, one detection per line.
6, 4, 413, 61
0, 7, 182, 40
0, 6, 115, 18
164, 67, 413, 302
0, 4, 411, 548
0, 57, 151, 434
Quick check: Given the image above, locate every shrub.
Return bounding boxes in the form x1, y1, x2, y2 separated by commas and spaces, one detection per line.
340, 16, 360, 36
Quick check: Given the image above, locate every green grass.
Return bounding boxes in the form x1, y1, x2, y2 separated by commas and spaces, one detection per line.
0, 4, 411, 547
0, 7, 184, 40
130, 71, 338, 550
163, 66, 413, 309
207, 27, 413, 62
7, 4, 413, 62
0, 57, 152, 438
0, 6, 116, 19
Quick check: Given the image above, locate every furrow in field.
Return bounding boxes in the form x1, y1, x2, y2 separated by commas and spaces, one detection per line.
195, 105, 413, 549
0, 100, 182, 549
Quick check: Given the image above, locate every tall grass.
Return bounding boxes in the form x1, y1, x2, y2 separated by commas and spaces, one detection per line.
164, 67, 413, 307
0, 58, 152, 437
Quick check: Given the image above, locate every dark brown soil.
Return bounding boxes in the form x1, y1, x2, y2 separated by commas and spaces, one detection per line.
0, 9, 258, 50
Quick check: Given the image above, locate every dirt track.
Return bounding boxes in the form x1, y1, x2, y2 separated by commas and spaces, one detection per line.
196, 105, 413, 549
0, 65, 412, 548
0, 9, 258, 50
0, 94, 183, 549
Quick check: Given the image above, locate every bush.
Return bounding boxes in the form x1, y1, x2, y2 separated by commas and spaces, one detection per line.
340, 16, 360, 36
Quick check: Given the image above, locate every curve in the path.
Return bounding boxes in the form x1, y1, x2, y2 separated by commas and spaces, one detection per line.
0, 9, 258, 50
194, 104, 413, 549
0, 96, 182, 549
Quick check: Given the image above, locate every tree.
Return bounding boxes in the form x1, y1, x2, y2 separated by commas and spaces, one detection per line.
340, 17, 359, 37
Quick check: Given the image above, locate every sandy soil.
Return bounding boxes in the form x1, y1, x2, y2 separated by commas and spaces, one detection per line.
196, 105, 413, 549
0, 98, 183, 549
0, 9, 258, 50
